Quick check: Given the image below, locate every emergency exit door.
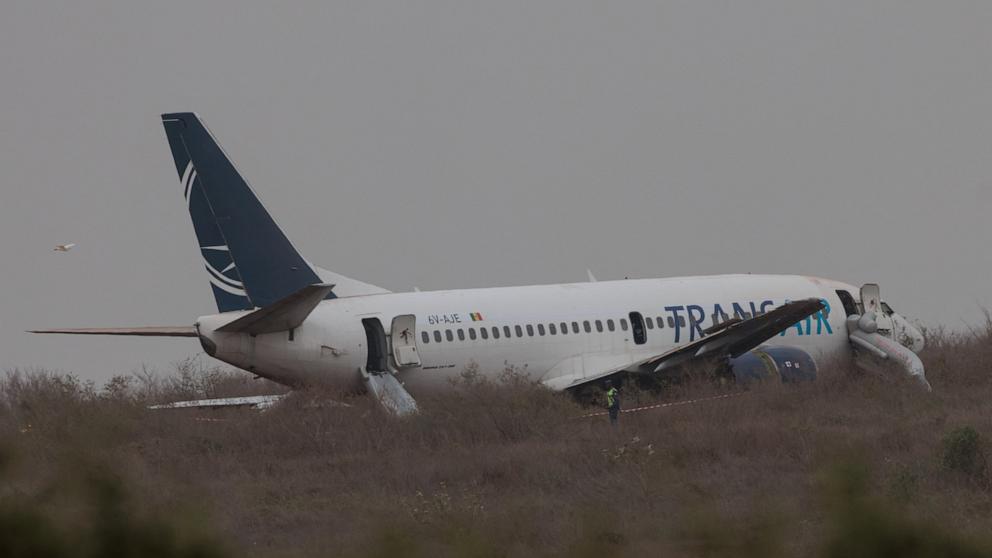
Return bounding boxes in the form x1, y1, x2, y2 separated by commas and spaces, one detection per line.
391, 314, 422, 368
860, 283, 893, 334
860, 283, 881, 316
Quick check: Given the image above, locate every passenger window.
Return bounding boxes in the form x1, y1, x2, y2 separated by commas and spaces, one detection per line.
537, 324, 546, 336
422, 331, 430, 344
445, 330, 454, 342
583, 321, 592, 333
678, 316, 686, 327
620, 319, 629, 331
434, 330, 442, 343
607, 319, 615, 332
457, 329, 465, 341
656, 317, 664, 329
515, 325, 523, 337
667, 316, 675, 328
560, 322, 568, 334
468, 328, 477, 340
526, 324, 534, 336
572, 322, 580, 334
549, 323, 557, 335
645, 317, 654, 330
480, 327, 489, 340
504, 326, 512, 338
493, 326, 501, 339
595, 320, 603, 332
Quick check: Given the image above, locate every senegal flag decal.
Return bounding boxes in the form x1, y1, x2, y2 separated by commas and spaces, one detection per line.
469, 312, 484, 322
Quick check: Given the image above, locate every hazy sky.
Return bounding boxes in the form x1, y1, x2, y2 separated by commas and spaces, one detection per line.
2, 1, 990, 384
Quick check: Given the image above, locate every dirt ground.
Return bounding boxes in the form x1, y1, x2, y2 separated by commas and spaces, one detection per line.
2, 326, 991, 557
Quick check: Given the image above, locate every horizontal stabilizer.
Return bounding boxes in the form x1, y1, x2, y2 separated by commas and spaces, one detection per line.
29, 326, 197, 337
216, 283, 334, 335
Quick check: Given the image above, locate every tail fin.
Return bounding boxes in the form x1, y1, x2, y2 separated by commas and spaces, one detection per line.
161, 113, 329, 312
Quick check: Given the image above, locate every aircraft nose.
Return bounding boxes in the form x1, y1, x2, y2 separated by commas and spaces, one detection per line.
908, 326, 925, 353
897, 315, 926, 353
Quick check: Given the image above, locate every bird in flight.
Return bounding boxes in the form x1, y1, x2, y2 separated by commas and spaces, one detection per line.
53, 243, 76, 252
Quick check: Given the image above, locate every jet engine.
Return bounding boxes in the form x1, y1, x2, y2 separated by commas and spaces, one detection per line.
727, 347, 817, 384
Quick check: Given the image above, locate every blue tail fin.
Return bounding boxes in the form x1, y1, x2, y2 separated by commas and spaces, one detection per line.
161, 113, 329, 312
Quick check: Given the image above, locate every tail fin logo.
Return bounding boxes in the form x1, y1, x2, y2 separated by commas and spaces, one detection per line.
181, 161, 196, 204
201, 245, 247, 297
178, 161, 249, 299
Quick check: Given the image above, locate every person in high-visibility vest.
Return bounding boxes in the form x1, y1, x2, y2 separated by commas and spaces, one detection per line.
605, 380, 620, 426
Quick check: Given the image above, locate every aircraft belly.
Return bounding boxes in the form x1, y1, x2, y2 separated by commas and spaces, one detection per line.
401, 342, 562, 394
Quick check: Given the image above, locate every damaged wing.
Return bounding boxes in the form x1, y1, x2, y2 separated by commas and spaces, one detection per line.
543, 298, 825, 390
644, 298, 825, 372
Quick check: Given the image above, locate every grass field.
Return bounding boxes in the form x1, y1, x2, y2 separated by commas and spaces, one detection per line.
2, 325, 991, 557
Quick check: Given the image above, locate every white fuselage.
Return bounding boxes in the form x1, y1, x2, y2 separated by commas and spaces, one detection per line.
195, 274, 875, 395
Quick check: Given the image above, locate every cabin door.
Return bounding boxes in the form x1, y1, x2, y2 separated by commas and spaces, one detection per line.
860, 283, 893, 334
860, 283, 881, 316
361, 318, 389, 373
391, 314, 422, 368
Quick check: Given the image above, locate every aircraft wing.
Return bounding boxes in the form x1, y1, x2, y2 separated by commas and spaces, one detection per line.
641, 298, 825, 372
542, 298, 825, 390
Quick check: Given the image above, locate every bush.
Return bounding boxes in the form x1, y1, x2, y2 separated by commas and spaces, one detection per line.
942, 427, 987, 481
0, 456, 227, 558
2, 324, 992, 556
821, 462, 992, 558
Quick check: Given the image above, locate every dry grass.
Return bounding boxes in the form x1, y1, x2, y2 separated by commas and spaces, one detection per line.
1, 327, 992, 557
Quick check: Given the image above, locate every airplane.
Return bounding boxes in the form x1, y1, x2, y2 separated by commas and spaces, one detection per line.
53, 243, 76, 252
31, 113, 931, 415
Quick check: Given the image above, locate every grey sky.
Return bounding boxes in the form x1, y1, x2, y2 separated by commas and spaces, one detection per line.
2, 1, 990, 384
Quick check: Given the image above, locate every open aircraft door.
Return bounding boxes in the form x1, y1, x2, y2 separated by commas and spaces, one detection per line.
391, 314, 422, 368
860, 283, 893, 333
860, 283, 881, 316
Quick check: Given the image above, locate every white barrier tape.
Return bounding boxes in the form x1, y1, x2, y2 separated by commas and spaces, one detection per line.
576, 392, 746, 419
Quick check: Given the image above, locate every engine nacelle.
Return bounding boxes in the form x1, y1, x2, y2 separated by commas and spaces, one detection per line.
727, 347, 817, 384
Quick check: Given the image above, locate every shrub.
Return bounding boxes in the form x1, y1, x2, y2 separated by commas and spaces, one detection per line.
821, 461, 992, 558
941, 426, 987, 481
